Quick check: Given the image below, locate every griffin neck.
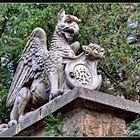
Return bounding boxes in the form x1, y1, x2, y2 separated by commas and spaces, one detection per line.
49, 27, 69, 51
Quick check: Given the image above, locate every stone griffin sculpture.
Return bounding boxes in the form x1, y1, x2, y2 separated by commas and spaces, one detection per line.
0, 9, 105, 131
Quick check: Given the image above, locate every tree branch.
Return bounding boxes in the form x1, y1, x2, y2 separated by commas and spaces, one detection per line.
99, 66, 127, 94
99, 66, 119, 86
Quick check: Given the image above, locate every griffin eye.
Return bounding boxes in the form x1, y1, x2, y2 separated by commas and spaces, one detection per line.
91, 46, 96, 49
65, 19, 72, 24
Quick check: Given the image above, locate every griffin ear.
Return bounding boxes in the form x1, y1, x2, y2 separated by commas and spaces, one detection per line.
57, 9, 65, 21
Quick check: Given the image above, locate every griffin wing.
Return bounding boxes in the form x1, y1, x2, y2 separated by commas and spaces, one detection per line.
6, 27, 48, 108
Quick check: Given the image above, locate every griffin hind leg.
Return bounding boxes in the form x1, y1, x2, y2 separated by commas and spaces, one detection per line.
17, 88, 32, 117
8, 87, 32, 127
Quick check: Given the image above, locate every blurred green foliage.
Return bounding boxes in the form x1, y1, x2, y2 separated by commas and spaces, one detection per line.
0, 3, 140, 133
127, 118, 140, 136
43, 113, 64, 136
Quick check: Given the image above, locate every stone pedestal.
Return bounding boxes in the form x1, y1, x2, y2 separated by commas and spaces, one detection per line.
0, 87, 140, 137
18, 107, 127, 137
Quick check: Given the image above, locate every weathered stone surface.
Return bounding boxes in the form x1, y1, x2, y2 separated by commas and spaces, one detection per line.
0, 87, 140, 136
17, 121, 44, 136
79, 88, 140, 119
61, 108, 126, 136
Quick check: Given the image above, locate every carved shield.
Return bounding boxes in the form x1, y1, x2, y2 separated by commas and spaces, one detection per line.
64, 53, 102, 90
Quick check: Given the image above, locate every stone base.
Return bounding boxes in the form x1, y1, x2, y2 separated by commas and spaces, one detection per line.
18, 107, 126, 137
17, 121, 45, 136
1, 87, 140, 137
61, 108, 126, 136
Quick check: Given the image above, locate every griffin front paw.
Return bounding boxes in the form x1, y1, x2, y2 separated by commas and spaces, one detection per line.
8, 120, 17, 128
49, 89, 63, 101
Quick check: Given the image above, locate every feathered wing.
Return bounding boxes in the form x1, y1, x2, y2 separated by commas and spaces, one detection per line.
6, 27, 48, 108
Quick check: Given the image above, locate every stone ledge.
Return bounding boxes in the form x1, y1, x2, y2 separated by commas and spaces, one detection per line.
0, 87, 140, 136
79, 88, 140, 118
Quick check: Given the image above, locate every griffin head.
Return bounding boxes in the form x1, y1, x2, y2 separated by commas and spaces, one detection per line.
57, 9, 81, 40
